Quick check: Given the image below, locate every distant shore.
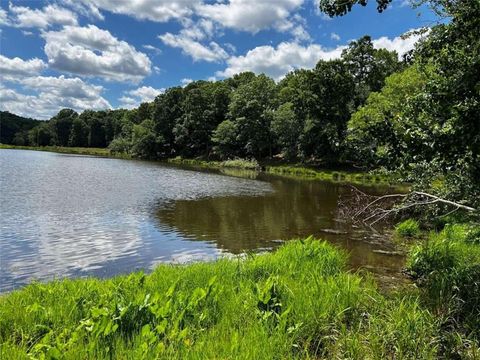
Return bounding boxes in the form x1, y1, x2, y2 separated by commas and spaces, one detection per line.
1, 144, 401, 186
0, 144, 131, 159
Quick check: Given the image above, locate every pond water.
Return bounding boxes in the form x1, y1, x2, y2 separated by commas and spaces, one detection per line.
0, 149, 404, 292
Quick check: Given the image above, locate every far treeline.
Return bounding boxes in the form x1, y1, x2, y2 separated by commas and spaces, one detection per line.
2, 0, 479, 207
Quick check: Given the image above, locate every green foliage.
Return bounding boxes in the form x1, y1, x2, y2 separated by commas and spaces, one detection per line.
131, 120, 165, 159
0, 239, 455, 359
347, 66, 427, 168
407, 224, 480, 336
168, 157, 260, 171
211, 120, 239, 158
0, 111, 40, 145
395, 219, 420, 238
319, 0, 393, 17
49, 109, 78, 147
228, 74, 277, 158
29, 122, 56, 146
301, 60, 355, 161
108, 137, 132, 155
68, 117, 89, 147
342, 35, 403, 107
174, 81, 229, 157
345, 0, 480, 207
271, 102, 301, 160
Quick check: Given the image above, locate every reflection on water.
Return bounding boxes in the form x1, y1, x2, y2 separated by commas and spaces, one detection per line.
1, 149, 404, 292
156, 175, 405, 273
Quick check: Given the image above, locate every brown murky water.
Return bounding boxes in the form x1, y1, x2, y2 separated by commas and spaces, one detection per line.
0, 149, 405, 292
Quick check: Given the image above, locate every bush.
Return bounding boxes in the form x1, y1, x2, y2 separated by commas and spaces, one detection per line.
395, 219, 420, 238
407, 224, 480, 336
108, 136, 131, 154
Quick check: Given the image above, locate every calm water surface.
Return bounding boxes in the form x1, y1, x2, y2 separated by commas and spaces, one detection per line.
0, 149, 403, 292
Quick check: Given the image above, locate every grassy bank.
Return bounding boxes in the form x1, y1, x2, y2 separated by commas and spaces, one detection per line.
0, 144, 131, 159
265, 165, 396, 185
168, 157, 400, 186
1, 237, 478, 359
167, 157, 261, 171
1, 146, 398, 186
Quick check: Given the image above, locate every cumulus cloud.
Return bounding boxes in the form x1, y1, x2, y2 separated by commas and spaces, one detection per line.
217, 42, 345, 80
372, 30, 427, 58
159, 32, 229, 62
119, 86, 164, 109
43, 25, 151, 82
8, 3, 78, 29
331, 32, 340, 41
143, 44, 162, 55
196, 0, 304, 33
217, 30, 425, 80
0, 76, 111, 119
62, 0, 105, 21
76, 0, 198, 23
0, 8, 10, 26
0, 55, 46, 81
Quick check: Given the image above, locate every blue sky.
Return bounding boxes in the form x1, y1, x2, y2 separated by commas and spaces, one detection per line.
0, 0, 438, 119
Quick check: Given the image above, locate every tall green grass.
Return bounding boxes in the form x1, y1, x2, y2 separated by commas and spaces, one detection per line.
265, 165, 401, 186
168, 157, 260, 171
407, 224, 480, 340
0, 239, 447, 359
395, 219, 421, 238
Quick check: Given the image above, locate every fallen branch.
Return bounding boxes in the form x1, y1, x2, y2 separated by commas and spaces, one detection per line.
340, 187, 477, 227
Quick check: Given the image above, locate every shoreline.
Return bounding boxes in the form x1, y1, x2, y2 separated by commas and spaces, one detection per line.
1, 144, 405, 187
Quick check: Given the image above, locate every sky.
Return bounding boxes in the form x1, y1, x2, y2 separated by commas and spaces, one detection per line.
0, 0, 438, 119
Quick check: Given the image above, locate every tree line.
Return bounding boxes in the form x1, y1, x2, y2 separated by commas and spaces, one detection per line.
5, 35, 403, 163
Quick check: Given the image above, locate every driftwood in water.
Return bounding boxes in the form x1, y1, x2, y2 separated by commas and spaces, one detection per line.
339, 186, 477, 227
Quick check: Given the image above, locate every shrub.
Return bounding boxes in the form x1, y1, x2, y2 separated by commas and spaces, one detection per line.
407, 224, 480, 336
395, 219, 420, 238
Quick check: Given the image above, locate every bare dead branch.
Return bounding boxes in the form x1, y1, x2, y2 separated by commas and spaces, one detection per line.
338, 188, 477, 227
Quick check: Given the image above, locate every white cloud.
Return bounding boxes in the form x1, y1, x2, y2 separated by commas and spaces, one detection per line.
143, 44, 162, 55
9, 3, 78, 29
159, 32, 229, 62
217, 41, 345, 80
331, 32, 340, 41
118, 96, 137, 109
43, 25, 151, 82
76, 0, 198, 23
0, 8, 10, 26
0, 76, 111, 119
196, 0, 304, 33
0, 55, 46, 81
128, 86, 164, 102
62, 0, 105, 21
372, 30, 427, 58
119, 86, 164, 108
179, 18, 216, 41
217, 30, 426, 80
181, 78, 193, 86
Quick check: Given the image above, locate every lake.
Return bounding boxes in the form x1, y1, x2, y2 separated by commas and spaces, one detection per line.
0, 149, 404, 292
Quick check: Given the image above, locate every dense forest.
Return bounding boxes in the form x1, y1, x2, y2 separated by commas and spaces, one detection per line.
0, 112, 41, 145
2, 0, 479, 207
